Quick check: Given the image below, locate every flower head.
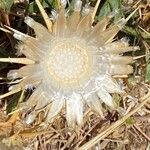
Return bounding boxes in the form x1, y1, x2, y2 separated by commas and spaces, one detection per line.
6, 0, 137, 128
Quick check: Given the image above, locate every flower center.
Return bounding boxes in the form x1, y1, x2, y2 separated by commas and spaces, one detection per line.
48, 42, 91, 87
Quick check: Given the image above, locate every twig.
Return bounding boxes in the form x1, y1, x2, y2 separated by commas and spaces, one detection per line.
0, 112, 20, 127
5, 25, 31, 38
138, 25, 150, 36
125, 6, 139, 22
91, 0, 101, 23
113, 75, 128, 78
133, 55, 146, 60
75, 120, 101, 149
35, 0, 52, 32
19, 130, 53, 138
0, 27, 12, 34
134, 124, 150, 142
0, 87, 21, 100
0, 58, 35, 65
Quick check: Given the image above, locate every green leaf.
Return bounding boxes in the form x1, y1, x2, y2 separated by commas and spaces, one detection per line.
123, 26, 139, 37
0, 0, 14, 12
125, 117, 135, 125
27, 1, 38, 13
50, 0, 59, 9
113, 93, 122, 107
123, 26, 150, 40
6, 92, 21, 114
97, 0, 123, 21
146, 62, 150, 82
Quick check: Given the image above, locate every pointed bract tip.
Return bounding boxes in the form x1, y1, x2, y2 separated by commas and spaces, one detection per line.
108, 9, 119, 18
25, 112, 37, 125
82, 3, 91, 16
115, 6, 139, 29
13, 33, 27, 41
60, 0, 67, 8
7, 70, 19, 79
115, 18, 126, 29
50, 10, 58, 21
120, 37, 129, 43
74, 0, 82, 12
24, 16, 34, 27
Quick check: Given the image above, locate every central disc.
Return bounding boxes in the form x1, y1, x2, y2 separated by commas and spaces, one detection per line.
48, 42, 91, 87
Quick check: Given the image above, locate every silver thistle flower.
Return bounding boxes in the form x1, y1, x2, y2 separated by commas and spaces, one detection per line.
1, 0, 138, 128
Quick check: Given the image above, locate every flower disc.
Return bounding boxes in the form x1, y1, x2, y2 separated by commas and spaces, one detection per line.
47, 39, 92, 88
